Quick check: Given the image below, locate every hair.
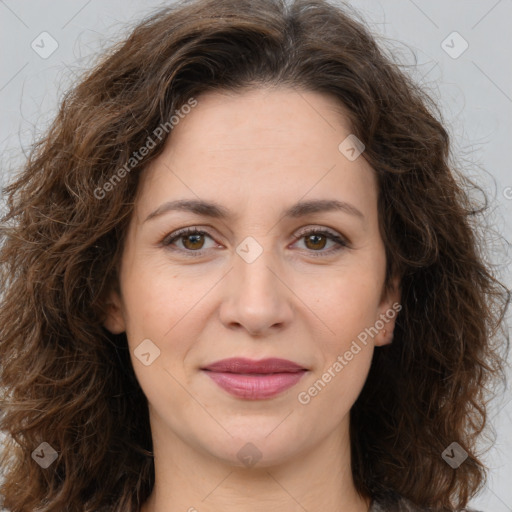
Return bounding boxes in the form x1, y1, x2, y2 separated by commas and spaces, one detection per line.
0, 0, 509, 511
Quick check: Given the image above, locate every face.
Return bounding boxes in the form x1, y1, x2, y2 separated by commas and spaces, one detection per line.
104, 87, 400, 468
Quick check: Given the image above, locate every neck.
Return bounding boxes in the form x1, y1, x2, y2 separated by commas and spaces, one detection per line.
140, 411, 371, 512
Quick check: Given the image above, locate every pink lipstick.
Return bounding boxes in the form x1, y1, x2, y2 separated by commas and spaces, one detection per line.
201, 357, 308, 400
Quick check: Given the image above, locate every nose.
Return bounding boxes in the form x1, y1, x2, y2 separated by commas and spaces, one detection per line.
218, 240, 294, 337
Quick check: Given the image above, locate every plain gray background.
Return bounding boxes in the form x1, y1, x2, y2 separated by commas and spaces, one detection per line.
0, 0, 511, 510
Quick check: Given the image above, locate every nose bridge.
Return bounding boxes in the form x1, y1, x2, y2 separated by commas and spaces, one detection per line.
234, 233, 281, 302
219, 233, 293, 334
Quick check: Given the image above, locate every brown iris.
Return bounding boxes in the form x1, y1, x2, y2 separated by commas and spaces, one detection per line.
182, 233, 205, 250
304, 233, 327, 251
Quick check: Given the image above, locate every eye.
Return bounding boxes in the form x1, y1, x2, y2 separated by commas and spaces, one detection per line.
292, 227, 349, 257
162, 226, 350, 257
162, 226, 217, 255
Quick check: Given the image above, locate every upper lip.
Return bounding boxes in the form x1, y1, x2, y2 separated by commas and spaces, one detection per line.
201, 357, 307, 374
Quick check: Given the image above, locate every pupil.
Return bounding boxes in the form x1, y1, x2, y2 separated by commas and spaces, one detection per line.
307, 234, 325, 250
185, 234, 203, 249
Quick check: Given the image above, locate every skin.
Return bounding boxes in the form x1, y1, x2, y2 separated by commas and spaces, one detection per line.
104, 86, 401, 512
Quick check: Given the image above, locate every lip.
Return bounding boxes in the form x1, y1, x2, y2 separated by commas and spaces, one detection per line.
201, 358, 308, 400
201, 357, 306, 373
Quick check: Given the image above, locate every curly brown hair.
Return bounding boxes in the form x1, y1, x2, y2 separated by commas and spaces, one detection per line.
0, 0, 509, 511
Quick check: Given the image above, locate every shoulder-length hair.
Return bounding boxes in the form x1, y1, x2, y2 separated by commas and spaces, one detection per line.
0, 0, 509, 510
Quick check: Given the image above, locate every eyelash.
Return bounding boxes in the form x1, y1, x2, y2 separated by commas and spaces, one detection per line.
161, 226, 350, 258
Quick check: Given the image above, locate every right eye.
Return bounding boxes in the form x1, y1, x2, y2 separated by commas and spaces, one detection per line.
162, 227, 220, 256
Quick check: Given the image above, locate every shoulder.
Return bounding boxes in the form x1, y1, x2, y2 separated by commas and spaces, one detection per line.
370, 495, 484, 512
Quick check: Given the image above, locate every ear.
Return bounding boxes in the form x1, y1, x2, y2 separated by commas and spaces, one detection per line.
374, 274, 401, 347
102, 290, 126, 335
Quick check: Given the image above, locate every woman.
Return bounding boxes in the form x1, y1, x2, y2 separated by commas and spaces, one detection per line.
0, 0, 508, 511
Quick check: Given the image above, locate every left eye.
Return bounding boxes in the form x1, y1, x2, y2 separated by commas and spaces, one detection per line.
162, 227, 349, 256
163, 228, 217, 252
295, 229, 348, 253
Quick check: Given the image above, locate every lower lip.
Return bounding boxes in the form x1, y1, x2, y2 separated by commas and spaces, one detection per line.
202, 370, 307, 399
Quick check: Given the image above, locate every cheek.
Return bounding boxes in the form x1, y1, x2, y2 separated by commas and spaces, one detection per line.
120, 256, 197, 340
296, 326, 374, 420
120, 270, 199, 408
300, 279, 377, 413
308, 262, 384, 332
119, 259, 220, 377
302, 263, 384, 394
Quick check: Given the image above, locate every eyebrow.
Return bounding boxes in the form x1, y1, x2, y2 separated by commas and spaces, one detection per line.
144, 198, 364, 223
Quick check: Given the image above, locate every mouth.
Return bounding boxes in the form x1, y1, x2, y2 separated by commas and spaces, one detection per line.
200, 357, 308, 400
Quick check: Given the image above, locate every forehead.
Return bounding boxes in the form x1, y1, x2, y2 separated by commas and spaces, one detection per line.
163, 87, 354, 162
136, 87, 378, 223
